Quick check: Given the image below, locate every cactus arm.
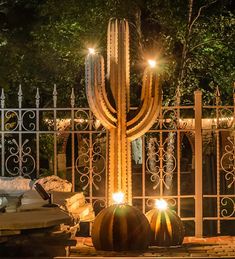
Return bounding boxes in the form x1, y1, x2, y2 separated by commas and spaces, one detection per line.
100, 78, 116, 114
85, 54, 116, 129
127, 68, 151, 127
97, 55, 116, 115
127, 72, 161, 141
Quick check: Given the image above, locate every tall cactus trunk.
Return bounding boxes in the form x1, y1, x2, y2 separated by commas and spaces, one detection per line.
108, 129, 132, 205
106, 19, 131, 205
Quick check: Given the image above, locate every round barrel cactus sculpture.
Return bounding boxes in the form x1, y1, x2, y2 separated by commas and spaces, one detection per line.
145, 201, 184, 247
85, 18, 161, 205
91, 204, 151, 251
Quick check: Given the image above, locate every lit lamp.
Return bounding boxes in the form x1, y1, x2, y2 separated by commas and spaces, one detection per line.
34, 183, 57, 207
91, 192, 151, 251
148, 59, 157, 68
88, 48, 95, 55
145, 199, 184, 247
112, 191, 124, 204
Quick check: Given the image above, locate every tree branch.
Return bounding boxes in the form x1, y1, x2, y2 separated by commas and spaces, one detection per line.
189, 38, 219, 52
189, 0, 218, 33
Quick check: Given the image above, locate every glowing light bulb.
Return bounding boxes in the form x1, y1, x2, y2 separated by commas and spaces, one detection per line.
148, 59, 156, 68
88, 48, 95, 55
155, 199, 168, 210
112, 192, 124, 204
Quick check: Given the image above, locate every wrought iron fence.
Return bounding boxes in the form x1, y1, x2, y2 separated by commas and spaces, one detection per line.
0, 85, 234, 237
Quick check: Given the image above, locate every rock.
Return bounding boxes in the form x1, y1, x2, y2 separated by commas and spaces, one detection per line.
0, 176, 33, 196
0, 197, 8, 210
35, 175, 72, 192
69, 203, 95, 221
65, 192, 86, 210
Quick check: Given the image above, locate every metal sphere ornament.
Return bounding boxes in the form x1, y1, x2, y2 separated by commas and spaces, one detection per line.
91, 192, 151, 251
145, 199, 185, 247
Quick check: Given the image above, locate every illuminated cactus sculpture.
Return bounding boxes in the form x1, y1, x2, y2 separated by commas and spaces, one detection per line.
85, 18, 161, 205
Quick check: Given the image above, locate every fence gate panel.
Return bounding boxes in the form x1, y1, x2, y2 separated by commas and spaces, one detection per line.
202, 88, 235, 235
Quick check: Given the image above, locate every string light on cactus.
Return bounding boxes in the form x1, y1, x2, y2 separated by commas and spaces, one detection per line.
88, 48, 95, 55
112, 192, 125, 204
148, 59, 157, 68
155, 199, 168, 211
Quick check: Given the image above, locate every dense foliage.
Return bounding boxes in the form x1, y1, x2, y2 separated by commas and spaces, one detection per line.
0, 0, 234, 106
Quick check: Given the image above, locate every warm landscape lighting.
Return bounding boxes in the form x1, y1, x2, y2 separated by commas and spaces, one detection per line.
88, 48, 95, 55
155, 199, 168, 210
148, 59, 156, 68
112, 192, 124, 204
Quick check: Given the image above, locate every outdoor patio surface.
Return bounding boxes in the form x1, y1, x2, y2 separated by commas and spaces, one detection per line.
56, 236, 235, 258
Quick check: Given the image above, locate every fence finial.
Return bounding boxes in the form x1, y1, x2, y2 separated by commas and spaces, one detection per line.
1, 88, 5, 108
18, 84, 23, 108
215, 86, 221, 106
53, 84, 57, 108
70, 88, 75, 108
216, 86, 220, 97
175, 85, 181, 106
233, 82, 235, 99
35, 88, 40, 108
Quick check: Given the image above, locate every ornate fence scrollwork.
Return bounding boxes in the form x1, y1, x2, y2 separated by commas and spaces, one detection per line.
75, 110, 91, 131
221, 197, 235, 218
5, 110, 19, 131
221, 136, 235, 189
5, 138, 35, 177
218, 108, 234, 129
146, 135, 176, 191
75, 135, 106, 191
21, 110, 36, 131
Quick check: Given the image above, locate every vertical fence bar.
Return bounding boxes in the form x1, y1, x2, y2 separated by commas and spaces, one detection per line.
35, 88, 40, 178
142, 135, 146, 213
215, 87, 221, 234
71, 88, 75, 192
176, 86, 181, 215
1, 89, 5, 176
18, 85, 23, 176
177, 132, 181, 215
194, 90, 203, 237
89, 110, 93, 205
233, 84, 235, 196
159, 106, 163, 196
53, 85, 57, 176
105, 131, 109, 207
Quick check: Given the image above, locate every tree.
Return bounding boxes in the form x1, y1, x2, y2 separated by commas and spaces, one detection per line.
144, 0, 234, 104
0, 0, 234, 106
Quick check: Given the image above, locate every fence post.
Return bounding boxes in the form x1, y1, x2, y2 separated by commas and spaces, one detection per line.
194, 90, 203, 237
